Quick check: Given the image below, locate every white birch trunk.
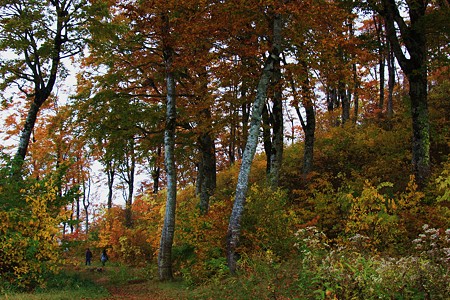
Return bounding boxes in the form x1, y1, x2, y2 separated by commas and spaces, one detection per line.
226, 13, 282, 274
158, 42, 177, 280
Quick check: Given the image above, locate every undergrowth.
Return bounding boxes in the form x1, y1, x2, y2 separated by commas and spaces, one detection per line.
0, 269, 109, 299
189, 225, 450, 300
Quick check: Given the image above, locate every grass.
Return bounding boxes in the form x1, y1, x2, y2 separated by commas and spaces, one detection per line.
0, 268, 109, 300
0, 262, 191, 300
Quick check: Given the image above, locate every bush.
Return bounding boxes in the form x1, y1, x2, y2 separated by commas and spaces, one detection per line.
240, 184, 297, 257
0, 176, 65, 292
95, 197, 162, 265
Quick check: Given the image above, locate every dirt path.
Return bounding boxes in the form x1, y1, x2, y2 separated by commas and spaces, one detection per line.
103, 282, 176, 300
83, 266, 187, 300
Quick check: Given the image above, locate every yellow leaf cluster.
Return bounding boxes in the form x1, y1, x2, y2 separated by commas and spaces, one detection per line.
0, 178, 63, 289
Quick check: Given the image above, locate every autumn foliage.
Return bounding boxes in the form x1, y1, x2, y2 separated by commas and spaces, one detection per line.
0, 169, 66, 290
0, 0, 449, 296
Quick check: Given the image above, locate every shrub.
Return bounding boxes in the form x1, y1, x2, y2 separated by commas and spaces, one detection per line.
0, 177, 65, 291
95, 197, 161, 265
240, 184, 297, 257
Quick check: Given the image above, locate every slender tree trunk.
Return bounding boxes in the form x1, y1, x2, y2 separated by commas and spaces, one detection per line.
268, 49, 283, 187
292, 58, 315, 176
339, 81, 350, 124
262, 104, 272, 175
240, 100, 251, 160
348, 21, 360, 123
197, 127, 216, 215
158, 19, 177, 279
195, 68, 217, 214
352, 62, 360, 122
387, 42, 395, 119
239, 58, 251, 161
13, 97, 46, 178
375, 16, 385, 110
124, 147, 135, 228
76, 155, 82, 232
76, 196, 80, 232
297, 64, 315, 176
286, 57, 316, 176
15, 101, 41, 164
229, 106, 237, 165
302, 104, 315, 176
70, 202, 75, 233
226, 13, 282, 274
152, 147, 162, 194
82, 177, 91, 235
409, 70, 430, 185
327, 87, 340, 126
107, 161, 115, 209
378, 0, 430, 186
379, 56, 385, 110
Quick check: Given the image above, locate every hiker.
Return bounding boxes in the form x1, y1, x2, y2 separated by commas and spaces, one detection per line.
85, 248, 93, 266
101, 249, 109, 266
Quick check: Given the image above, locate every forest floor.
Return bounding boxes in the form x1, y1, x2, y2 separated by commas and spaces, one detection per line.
81, 265, 190, 300
0, 264, 196, 300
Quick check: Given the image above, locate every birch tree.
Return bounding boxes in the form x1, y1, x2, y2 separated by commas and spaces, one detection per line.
226, 12, 283, 274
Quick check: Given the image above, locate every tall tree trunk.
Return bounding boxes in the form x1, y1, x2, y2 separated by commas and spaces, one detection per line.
352, 62, 360, 122
286, 56, 316, 176
298, 63, 315, 176
379, 55, 385, 110
409, 69, 430, 185
15, 100, 42, 164
375, 16, 386, 110
237, 102, 252, 161
226, 13, 282, 274
377, 0, 430, 186
195, 68, 217, 215
106, 161, 115, 209
348, 21, 360, 123
229, 105, 237, 165
268, 48, 283, 188
302, 103, 315, 176
197, 126, 217, 215
240, 87, 251, 160
327, 87, 340, 126
82, 177, 91, 235
152, 146, 162, 194
76, 155, 82, 232
158, 19, 177, 280
262, 104, 272, 175
387, 42, 395, 119
339, 80, 350, 124
124, 143, 135, 228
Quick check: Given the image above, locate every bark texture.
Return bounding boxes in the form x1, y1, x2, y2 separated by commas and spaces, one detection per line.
197, 128, 217, 214
106, 162, 115, 209
124, 139, 135, 228
226, 13, 282, 274
158, 14, 177, 280
268, 43, 284, 188
378, 0, 430, 186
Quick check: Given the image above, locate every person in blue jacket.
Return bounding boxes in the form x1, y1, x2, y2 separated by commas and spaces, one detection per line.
85, 248, 93, 266
101, 249, 109, 266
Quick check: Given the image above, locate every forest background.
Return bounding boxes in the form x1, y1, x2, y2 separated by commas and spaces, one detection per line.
0, 0, 449, 299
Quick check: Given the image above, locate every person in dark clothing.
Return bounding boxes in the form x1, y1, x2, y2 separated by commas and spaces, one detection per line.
85, 248, 93, 266
101, 249, 109, 266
